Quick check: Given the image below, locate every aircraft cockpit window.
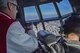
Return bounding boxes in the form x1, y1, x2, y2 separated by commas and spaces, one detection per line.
39, 3, 58, 20
57, 0, 73, 16
23, 0, 73, 36
24, 6, 39, 22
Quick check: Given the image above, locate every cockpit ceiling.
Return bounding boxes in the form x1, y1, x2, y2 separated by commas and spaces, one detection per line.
17, 0, 52, 7
23, 0, 50, 3
19, 0, 51, 3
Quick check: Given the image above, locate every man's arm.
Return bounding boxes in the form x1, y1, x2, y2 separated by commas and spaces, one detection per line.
6, 21, 38, 53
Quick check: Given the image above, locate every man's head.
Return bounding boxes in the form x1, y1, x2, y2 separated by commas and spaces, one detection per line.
0, 0, 18, 20
63, 14, 80, 41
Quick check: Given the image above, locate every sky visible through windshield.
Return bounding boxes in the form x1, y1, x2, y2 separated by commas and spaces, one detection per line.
24, 0, 73, 21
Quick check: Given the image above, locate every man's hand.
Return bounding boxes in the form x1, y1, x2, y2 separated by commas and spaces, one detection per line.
37, 30, 57, 44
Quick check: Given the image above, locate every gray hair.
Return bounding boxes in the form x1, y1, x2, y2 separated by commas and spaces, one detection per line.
0, 0, 8, 9
0, 0, 17, 10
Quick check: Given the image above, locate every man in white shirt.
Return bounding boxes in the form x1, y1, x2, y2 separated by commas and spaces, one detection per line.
0, 0, 38, 53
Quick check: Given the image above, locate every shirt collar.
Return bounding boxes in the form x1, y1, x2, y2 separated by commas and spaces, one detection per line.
0, 11, 12, 19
